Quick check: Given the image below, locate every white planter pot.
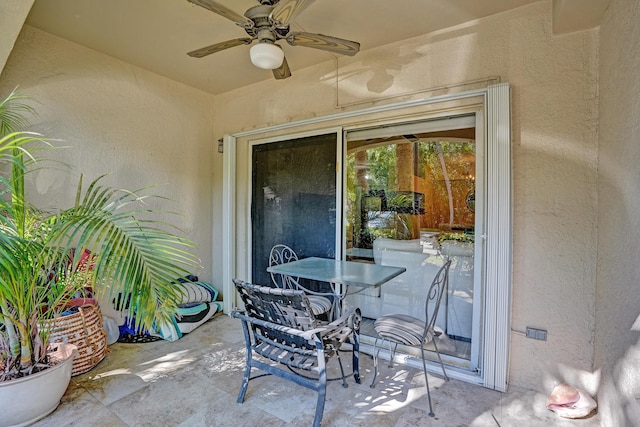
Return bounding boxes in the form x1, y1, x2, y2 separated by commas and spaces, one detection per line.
0, 343, 77, 427
439, 240, 474, 258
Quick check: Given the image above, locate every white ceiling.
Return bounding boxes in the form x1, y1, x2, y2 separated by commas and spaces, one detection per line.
25, 0, 604, 96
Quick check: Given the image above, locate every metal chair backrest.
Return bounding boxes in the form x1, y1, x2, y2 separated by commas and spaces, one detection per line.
233, 279, 317, 349
269, 244, 300, 290
231, 278, 360, 427
424, 259, 452, 336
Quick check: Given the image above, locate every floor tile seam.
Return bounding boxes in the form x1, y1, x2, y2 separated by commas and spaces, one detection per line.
73, 382, 132, 426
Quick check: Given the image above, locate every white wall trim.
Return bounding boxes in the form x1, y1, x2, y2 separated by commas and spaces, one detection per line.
482, 83, 512, 391
221, 134, 236, 314
231, 88, 490, 139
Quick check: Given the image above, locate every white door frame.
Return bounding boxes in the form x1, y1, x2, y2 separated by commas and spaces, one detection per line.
220, 83, 511, 391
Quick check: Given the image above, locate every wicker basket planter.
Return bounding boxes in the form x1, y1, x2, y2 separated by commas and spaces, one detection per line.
41, 303, 109, 376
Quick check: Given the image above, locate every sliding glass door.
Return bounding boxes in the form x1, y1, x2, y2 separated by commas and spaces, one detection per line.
251, 113, 484, 372
248, 117, 483, 370
225, 83, 509, 389
344, 115, 482, 370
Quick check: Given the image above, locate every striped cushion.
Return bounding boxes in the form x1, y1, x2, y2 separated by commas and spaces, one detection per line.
374, 314, 434, 346
307, 296, 332, 316
175, 302, 219, 334
177, 281, 219, 304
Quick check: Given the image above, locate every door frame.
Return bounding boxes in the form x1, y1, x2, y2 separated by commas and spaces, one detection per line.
221, 83, 511, 391
342, 112, 484, 373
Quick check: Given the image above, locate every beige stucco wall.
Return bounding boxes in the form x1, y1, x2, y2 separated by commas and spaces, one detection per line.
0, 26, 217, 286
0, 0, 34, 74
215, 1, 600, 392
3, 0, 630, 412
596, 0, 640, 425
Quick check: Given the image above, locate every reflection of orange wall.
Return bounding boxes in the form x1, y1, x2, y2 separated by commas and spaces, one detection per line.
355, 151, 368, 191
415, 160, 475, 230
396, 144, 420, 238
395, 145, 475, 232
396, 144, 414, 190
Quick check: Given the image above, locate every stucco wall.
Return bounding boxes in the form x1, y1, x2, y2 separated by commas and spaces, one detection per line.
0, 0, 610, 400
0, 26, 216, 286
596, 0, 640, 425
0, 0, 34, 74
214, 1, 600, 392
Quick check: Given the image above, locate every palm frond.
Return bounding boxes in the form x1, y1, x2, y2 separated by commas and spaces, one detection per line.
46, 176, 200, 330
1, 89, 202, 377
0, 88, 36, 136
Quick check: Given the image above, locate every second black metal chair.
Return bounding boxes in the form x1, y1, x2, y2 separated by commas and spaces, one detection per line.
269, 244, 335, 319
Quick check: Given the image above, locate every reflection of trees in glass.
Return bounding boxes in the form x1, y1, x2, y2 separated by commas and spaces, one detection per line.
421, 140, 475, 229
352, 140, 474, 192
419, 140, 475, 181
347, 138, 475, 249
366, 145, 397, 191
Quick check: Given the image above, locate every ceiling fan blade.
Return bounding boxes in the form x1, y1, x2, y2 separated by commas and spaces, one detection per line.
270, 0, 316, 26
187, 0, 253, 27
286, 32, 360, 56
272, 57, 292, 80
187, 38, 253, 58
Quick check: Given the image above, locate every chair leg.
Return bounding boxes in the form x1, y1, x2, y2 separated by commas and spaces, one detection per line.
387, 341, 397, 368
352, 331, 360, 384
432, 339, 449, 381
314, 356, 328, 427
313, 387, 326, 427
237, 351, 252, 404
370, 338, 381, 388
335, 350, 348, 388
421, 347, 435, 417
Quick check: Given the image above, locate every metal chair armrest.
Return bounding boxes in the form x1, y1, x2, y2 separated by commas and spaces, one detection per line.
326, 305, 356, 327
231, 310, 324, 342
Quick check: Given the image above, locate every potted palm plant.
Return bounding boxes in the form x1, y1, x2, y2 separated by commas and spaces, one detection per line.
0, 89, 201, 426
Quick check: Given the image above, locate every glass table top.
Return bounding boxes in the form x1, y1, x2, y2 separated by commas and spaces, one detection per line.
267, 257, 406, 288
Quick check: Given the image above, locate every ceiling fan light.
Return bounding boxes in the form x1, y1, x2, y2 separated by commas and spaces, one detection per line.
250, 43, 284, 70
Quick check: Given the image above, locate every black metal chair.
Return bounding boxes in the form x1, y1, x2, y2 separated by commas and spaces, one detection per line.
231, 279, 360, 427
369, 259, 452, 417
269, 244, 335, 319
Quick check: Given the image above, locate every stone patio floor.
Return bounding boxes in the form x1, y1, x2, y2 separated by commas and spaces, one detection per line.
33, 314, 601, 427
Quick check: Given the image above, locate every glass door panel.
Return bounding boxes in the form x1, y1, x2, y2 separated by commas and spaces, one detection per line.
345, 116, 479, 365
251, 133, 337, 289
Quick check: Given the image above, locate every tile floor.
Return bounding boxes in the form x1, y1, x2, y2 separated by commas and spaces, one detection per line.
34, 315, 601, 427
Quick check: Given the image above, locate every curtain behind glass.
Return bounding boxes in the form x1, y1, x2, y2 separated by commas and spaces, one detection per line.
251, 133, 337, 288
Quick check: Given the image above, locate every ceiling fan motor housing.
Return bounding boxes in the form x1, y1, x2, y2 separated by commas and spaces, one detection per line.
243, 5, 289, 42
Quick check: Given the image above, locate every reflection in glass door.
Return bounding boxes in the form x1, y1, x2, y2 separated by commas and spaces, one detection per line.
344, 115, 481, 369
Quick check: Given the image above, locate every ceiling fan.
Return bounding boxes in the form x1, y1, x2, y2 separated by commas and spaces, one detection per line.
186, 0, 360, 79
